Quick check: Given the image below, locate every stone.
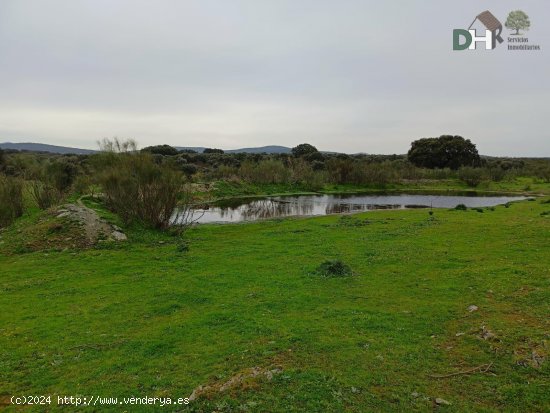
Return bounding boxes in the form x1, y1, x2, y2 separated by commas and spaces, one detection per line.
435, 398, 451, 406
467, 305, 479, 312
111, 231, 127, 241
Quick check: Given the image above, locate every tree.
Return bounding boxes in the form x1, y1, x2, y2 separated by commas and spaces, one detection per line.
407, 135, 481, 170
203, 148, 224, 154
141, 144, 178, 156
505, 10, 530, 35
291, 143, 318, 157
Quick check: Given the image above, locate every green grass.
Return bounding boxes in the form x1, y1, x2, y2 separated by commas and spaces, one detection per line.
1, 196, 549, 411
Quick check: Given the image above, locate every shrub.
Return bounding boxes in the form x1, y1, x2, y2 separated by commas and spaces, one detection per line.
46, 158, 79, 192
0, 175, 24, 227
314, 260, 353, 277
239, 160, 289, 184
350, 161, 398, 186
487, 166, 507, 182
72, 174, 93, 195
98, 151, 184, 229
455, 204, 467, 211
458, 167, 485, 187
534, 165, 550, 182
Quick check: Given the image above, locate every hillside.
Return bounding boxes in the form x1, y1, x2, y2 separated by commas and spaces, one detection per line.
1, 142, 292, 155
0, 142, 96, 155
176, 145, 292, 154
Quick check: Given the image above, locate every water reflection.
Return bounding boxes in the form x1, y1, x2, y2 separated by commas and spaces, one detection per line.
179, 192, 527, 224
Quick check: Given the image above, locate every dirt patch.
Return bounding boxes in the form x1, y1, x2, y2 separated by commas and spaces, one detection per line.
189, 366, 282, 401
514, 337, 547, 369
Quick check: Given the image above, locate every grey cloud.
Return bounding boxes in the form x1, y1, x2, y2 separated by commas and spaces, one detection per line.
0, 0, 548, 155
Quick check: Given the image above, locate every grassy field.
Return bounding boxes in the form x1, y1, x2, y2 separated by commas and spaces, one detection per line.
1, 190, 549, 411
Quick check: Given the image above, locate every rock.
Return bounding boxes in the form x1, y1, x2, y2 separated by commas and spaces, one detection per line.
480, 325, 496, 340
435, 398, 451, 406
531, 351, 545, 368
467, 305, 479, 312
188, 367, 282, 401
455, 332, 465, 337
111, 231, 127, 241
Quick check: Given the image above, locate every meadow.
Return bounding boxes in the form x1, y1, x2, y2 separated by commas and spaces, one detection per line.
1, 187, 549, 412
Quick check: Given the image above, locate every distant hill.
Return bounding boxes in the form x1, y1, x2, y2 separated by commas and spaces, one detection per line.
0, 142, 292, 155
0, 142, 96, 155
176, 145, 292, 154
228, 145, 292, 154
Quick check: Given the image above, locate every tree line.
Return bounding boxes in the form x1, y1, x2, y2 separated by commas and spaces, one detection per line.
1, 135, 549, 229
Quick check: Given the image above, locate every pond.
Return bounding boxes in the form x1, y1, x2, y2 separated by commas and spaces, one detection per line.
185, 192, 528, 224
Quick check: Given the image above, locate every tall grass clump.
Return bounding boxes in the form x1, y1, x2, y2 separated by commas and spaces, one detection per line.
29, 181, 63, 209
239, 159, 290, 184
0, 175, 24, 227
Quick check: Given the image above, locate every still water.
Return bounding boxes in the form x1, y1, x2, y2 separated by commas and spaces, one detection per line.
187, 192, 527, 224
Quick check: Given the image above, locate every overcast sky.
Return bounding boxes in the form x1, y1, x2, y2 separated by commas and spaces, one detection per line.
0, 1, 548, 155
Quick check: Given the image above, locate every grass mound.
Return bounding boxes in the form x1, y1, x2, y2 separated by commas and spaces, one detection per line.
314, 259, 353, 277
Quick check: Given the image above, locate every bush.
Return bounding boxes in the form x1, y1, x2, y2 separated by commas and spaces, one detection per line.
180, 163, 198, 176
458, 167, 485, 187
455, 204, 467, 211
98, 151, 184, 229
314, 260, 353, 277
0, 175, 24, 227
239, 160, 290, 184
349, 161, 398, 185
46, 158, 79, 192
